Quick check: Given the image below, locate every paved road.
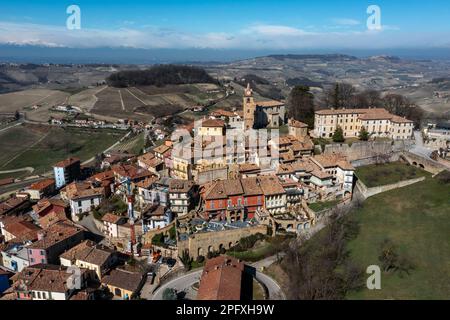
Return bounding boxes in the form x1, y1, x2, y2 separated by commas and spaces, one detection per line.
0, 177, 42, 197
0, 121, 22, 133
0, 167, 34, 174
151, 267, 285, 300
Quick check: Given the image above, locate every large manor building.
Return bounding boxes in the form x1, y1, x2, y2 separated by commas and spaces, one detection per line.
313, 108, 414, 140
243, 84, 286, 130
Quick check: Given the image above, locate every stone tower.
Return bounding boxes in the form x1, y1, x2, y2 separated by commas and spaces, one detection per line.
243, 83, 256, 130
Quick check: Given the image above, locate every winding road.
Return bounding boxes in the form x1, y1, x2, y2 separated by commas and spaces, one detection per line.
151, 259, 286, 300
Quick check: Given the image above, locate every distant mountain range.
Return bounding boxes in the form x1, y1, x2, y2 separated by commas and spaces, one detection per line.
1, 44, 450, 64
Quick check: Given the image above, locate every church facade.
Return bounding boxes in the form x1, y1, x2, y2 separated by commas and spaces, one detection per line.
243, 84, 286, 130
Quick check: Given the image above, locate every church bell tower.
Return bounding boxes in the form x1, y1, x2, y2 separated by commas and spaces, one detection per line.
243, 83, 256, 130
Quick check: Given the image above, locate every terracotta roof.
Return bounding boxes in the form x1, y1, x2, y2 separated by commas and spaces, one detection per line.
169, 179, 195, 193
256, 100, 284, 108
138, 152, 164, 169
60, 240, 114, 266
200, 118, 225, 128
112, 164, 153, 181
153, 144, 171, 155
135, 175, 159, 189
391, 115, 414, 123
32, 198, 68, 217
311, 169, 333, 179
38, 211, 68, 229
258, 175, 286, 196
102, 269, 143, 292
29, 221, 84, 250
315, 108, 381, 115
311, 154, 354, 171
28, 179, 55, 191
3, 220, 41, 240
60, 240, 96, 261
53, 157, 80, 168
315, 107, 413, 124
197, 256, 244, 300
240, 177, 263, 196
12, 265, 88, 293
88, 170, 115, 182
101, 213, 126, 224
0, 196, 29, 215
203, 179, 244, 200
238, 163, 260, 173
64, 182, 103, 200
289, 118, 308, 128
210, 109, 234, 117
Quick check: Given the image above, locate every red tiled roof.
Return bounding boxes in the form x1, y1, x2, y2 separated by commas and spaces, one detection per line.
200, 118, 225, 128
28, 179, 55, 191
54, 157, 80, 168
101, 213, 125, 224
197, 256, 244, 300
29, 221, 85, 250
289, 118, 308, 128
3, 220, 41, 239
256, 100, 284, 108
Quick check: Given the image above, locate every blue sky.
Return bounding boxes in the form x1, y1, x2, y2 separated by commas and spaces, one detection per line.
0, 0, 449, 49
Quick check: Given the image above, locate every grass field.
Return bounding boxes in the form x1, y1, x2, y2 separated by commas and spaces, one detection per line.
90, 84, 226, 121
112, 132, 146, 155
308, 200, 340, 212
346, 173, 450, 299
355, 162, 431, 188
0, 124, 124, 174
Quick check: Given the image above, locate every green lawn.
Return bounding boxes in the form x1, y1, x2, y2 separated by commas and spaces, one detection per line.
227, 243, 277, 262
308, 200, 340, 212
346, 173, 450, 299
356, 162, 431, 188
0, 125, 124, 174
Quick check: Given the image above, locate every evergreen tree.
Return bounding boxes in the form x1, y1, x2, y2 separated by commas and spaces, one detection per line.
332, 126, 345, 142
359, 126, 369, 141
287, 85, 315, 127
162, 288, 178, 300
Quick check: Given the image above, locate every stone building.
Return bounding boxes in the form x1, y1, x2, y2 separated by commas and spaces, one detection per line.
243, 84, 286, 130
177, 218, 267, 259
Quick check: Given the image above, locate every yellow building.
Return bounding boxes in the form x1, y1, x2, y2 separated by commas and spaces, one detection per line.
288, 118, 308, 139
313, 108, 413, 140
197, 118, 225, 136
101, 269, 144, 300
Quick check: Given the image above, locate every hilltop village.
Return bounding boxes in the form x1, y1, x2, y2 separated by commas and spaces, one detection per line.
0, 84, 418, 300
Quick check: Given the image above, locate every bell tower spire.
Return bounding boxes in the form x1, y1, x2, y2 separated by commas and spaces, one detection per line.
243, 83, 255, 130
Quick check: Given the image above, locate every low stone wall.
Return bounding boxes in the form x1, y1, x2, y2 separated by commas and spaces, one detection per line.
355, 176, 426, 199
350, 152, 402, 168
178, 224, 268, 259
323, 140, 413, 162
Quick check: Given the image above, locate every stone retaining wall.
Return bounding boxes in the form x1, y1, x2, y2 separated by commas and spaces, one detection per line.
355, 176, 426, 199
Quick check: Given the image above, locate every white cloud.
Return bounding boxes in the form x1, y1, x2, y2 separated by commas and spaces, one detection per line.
0, 21, 443, 50
243, 25, 313, 37
332, 18, 361, 26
